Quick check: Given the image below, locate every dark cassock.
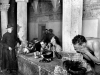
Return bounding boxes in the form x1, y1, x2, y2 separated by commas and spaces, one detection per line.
1, 31, 21, 72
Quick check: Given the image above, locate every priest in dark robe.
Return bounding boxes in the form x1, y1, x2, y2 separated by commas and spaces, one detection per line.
1, 24, 21, 73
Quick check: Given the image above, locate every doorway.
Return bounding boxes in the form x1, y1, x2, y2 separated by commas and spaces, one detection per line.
38, 24, 46, 40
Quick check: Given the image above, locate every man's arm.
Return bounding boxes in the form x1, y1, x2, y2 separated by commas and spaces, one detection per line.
86, 42, 100, 64
1, 34, 9, 48
93, 42, 100, 63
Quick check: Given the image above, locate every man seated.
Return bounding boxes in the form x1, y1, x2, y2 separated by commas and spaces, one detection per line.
27, 42, 35, 53
40, 41, 53, 62
33, 38, 41, 58
72, 35, 100, 75
51, 36, 62, 59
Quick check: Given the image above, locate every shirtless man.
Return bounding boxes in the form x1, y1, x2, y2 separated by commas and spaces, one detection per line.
72, 35, 100, 74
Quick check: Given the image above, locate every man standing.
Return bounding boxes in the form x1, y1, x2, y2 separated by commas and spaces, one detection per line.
33, 38, 41, 58
1, 24, 21, 73
72, 35, 100, 75
41, 29, 49, 44
48, 29, 54, 43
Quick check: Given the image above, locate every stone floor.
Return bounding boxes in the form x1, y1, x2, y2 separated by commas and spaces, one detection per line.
0, 70, 23, 75
0, 58, 21, 75
0, 60, 22, 75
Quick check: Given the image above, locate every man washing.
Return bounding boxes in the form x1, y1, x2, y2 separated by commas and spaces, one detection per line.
72, 35, 100, 75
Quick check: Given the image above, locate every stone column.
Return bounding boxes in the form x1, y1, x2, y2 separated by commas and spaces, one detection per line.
0, 4, 10, 36
16, 0, 28, 46
62, 0, 83, 53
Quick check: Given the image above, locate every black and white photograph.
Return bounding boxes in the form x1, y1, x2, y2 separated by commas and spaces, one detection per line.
0, 0, 100, 75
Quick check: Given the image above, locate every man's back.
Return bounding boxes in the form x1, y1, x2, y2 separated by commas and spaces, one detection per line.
86, 37, 100, 74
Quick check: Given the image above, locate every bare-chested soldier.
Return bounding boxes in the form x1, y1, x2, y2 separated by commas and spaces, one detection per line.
72, 35, 100, 75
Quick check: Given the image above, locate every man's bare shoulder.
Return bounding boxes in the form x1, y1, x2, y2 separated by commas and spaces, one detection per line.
86, 37, 100, 48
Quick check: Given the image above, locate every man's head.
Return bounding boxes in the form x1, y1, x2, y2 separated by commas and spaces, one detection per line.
7, 25, 13, 33
48, 29, 53, 34
33, 38, 38, 43
45, 29, 48, 34
28, 42, 33, 47
40, 41, 46, 48
72, 35, 87, 52
51, 36, 61, 45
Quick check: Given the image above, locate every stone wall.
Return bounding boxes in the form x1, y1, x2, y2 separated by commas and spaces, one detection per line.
0, 0, 10, 4
28, 2, 62, 41
83, 1, 100, 18
82, 1, 100, 38
29, 2, 62, 22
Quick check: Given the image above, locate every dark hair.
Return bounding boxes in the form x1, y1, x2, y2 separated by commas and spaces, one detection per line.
72, 35, 87, 45
33, 38, 38, 41
53, 36, 61, 46
49, 29, 53, 33
45, 29, 48, 31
